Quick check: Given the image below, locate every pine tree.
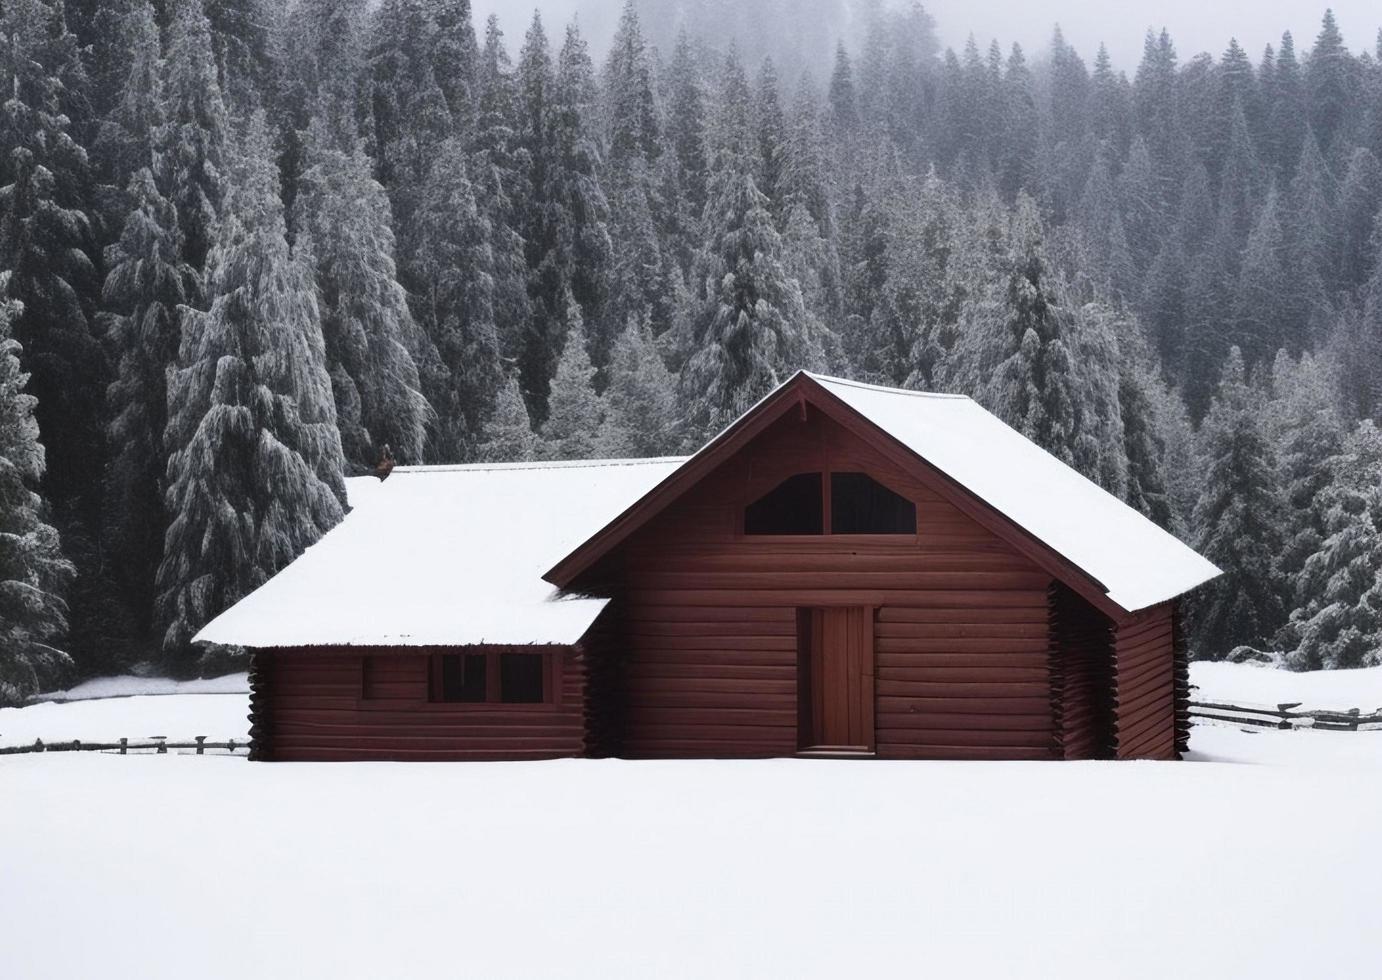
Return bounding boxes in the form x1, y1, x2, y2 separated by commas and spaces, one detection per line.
540, 305, 602, 461
162, 0, 230, 285
1305, 9, 1359, 160
1283, 420, 1382, 669
294, 127, 430, 471
602, 0, 661, 171
471, 15, 532, 372
1190, 348, 1287, 658
157, 115, 346, 654
102, 169, 194, 638
1267, 351, 1346, 593
682, 48, 813, 437
517, 14, 612, 419
1119, 359, 1177, 531
664, 30, 708, 273
1284, 132, 1335, 348
827, 42, 858, 138
0, 294, 74, 705
369, 0, 454, 246
205, 0, 276, 112
1233, 185, 1289, 363
1334, 147, 1382, 292
92, 0, 164, 219
597, 314, 680, 458
982, 195, 1079, 465
0, 0, 110, 663
478, 374, 537, 463
1268, 31, 1307, 179
431, 0, 479, 127
409, 137, 502, 461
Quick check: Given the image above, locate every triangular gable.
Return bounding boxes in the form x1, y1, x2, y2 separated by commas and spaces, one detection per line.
546, 372, 1216, 621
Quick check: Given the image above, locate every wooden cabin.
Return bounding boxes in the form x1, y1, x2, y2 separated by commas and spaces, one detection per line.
196, 373, 1220, 762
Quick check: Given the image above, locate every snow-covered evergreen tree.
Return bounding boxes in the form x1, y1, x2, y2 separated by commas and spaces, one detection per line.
157, 115, 346, 654
0, 294, 74, 705
478, 374, 538, 463
681, 48, 813, 438
471, 15, 532, 376
1191, 348, 1287, 658
539, 301, 602, 461
294, 126, 429, 470
1282, 420, 1382, 669
979, 195, 1080, 466
597, 314, 680, 458
162, 0, 230, 285
409, 137, 502, 461
102, 169, 194, 637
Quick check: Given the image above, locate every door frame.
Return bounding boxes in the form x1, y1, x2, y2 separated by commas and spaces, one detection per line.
796, 605, 877, 754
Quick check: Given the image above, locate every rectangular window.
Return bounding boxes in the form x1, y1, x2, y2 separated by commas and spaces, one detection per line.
431, 651, 550, 704
500, 653, 545, 703
439, 653, 488, 702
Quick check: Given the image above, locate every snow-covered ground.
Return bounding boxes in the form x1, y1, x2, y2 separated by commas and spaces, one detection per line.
34, 671, 249, 702
0, 693, 249, 748
2, 725, 1379, 980
1190, 660, 1382, 710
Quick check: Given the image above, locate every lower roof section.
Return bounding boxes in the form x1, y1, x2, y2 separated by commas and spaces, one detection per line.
192, 457, 686, 649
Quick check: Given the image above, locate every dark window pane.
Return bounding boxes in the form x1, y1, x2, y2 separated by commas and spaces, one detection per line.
440, 653, 487, 702
500, 654, 545, 703
830, 473, 917, 534
744, 473, 824, 535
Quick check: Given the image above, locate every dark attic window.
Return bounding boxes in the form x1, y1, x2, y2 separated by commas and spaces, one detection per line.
830, 473, 917, 534
744, 473, 824, 535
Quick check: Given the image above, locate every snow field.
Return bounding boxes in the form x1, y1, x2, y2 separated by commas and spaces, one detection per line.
2, 725, 1380, 980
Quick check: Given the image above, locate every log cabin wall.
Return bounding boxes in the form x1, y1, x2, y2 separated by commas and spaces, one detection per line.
249, 646, 586, 761
1110, 602, 1179, 760
585, 409, 1061, 761
1048, 584, 1117, 760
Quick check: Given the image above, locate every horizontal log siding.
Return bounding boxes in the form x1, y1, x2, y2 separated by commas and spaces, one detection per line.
1048, 584, 1115, 760
1111, 603, 1178, 760
254, 647, 586, 761
602, 410, 1058, 760
1173, 601, 1190, 756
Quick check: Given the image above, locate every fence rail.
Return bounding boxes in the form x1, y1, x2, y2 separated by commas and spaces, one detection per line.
1189, 699, 1382, 732
0, 736, 249, 756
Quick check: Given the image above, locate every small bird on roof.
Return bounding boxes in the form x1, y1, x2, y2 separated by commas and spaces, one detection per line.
374, 444, 395, 481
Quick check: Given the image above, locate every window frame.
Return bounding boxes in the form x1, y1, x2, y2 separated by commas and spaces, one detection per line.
738, 469, 919, 540
427, 650, 557, 706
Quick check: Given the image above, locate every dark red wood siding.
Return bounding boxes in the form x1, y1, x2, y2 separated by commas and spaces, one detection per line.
1111, 603, 1179, 760
582, 409, 1061, 761
248, 646, 586, 761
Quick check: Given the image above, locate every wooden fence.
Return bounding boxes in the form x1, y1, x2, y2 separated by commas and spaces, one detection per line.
1189, 699, 1382, 732
0, 736, 250, 756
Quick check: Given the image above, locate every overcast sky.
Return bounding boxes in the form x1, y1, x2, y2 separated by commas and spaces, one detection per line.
472, 0, 1380, 69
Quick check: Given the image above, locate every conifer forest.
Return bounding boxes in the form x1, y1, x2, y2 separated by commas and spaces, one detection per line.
3, 0, 1382, 702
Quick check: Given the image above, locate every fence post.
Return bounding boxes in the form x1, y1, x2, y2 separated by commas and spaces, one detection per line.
195, 736, 206, 755
119, 737, 127, 755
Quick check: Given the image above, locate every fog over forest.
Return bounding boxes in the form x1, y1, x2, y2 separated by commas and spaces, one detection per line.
4, 0, 1382, 704
474, 0, 1381, 67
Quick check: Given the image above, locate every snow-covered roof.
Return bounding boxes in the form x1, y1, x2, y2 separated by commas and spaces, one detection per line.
805, 373, 1220, 611
192, 458, 686, 648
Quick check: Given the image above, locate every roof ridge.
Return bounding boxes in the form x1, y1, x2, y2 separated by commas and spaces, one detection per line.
805, 372, 973, 400
386, 456, 690, 476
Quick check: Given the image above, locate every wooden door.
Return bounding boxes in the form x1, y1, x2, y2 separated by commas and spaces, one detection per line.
798, 607, 875, 753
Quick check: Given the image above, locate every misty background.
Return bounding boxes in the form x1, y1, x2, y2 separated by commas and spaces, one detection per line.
474, 0, 1381, 67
